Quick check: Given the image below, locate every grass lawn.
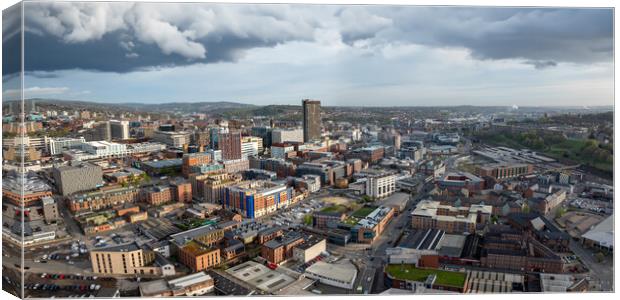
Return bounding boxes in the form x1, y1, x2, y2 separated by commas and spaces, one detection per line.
546, 139, 613, 172
321, 205, 348, 213
385, 264, 466, 288
352, 206, 377, 218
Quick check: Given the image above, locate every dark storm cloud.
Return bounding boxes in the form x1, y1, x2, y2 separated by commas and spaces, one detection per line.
524, 60, 558, 70
7, 3, 614, 76
378, 7, 613, 67
2, 3, 22, 79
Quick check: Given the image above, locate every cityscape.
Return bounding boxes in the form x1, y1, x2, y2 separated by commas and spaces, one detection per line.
1, 1, 615, 299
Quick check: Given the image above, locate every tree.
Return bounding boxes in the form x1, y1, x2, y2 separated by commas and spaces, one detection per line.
522, 203, 531, 213
556, 207, 567, 218
595, 252, 605, 263
303, 214, 313, 226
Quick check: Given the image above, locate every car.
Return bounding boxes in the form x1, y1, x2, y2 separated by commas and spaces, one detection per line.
41, 273, 47, 278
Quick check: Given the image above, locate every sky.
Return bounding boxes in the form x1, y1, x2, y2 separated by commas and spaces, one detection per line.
1, 2, 614, 106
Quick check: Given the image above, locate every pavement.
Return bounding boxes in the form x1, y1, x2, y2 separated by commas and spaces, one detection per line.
326, 188, 425, 295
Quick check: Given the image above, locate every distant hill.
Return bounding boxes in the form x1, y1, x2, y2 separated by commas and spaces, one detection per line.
5, 98, 256, 114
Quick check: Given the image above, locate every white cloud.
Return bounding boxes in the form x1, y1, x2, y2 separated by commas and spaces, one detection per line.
3, 86, 70, 100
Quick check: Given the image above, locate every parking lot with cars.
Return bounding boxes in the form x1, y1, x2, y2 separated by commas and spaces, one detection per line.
23, 272, 118, 298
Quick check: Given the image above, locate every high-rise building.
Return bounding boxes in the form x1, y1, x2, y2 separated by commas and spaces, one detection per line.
217, 131, 242, 160
302, 99, 321, 142
85, 121, 112, 141
251, 127, 273, 148
110, 120, 130, 140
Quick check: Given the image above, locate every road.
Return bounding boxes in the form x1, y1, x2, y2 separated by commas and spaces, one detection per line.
568, 239, 613, 291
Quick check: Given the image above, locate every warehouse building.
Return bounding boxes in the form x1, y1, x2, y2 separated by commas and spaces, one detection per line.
304, 259, 358, 290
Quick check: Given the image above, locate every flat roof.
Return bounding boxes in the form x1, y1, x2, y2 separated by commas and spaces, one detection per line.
169, 271, 213, 288
139, 279, 168, 296
94, 242, 140, 253
305, 259, 358, 284
582, 214, 614, 247
142, 159, 183, 169
170, 224, 221, 246
226, 261, 295, 293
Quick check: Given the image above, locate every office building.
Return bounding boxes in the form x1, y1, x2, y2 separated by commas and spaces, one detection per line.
241, 140, 259, 159
218, 131, 242, 160
242, 136, 263, 153
153, 130, 191, 148
84, 121, 112, 142
251, 126, 273, 148
347, 145, 385, 164
350, 206, 395, 243
81, 141, 129, 158
52, 162, 103, 196
271, 143, 296, 159
411, 200, 492, 233
46, 136, 86, 155
302, 99, 321, 142
365, 170, 397, 199
312, 211, 346, 229
90, 242, 174, 276
476, 163, 534, 180
437, 172, 485, 193
272, 128, 303, 144
110, 120, 130, 140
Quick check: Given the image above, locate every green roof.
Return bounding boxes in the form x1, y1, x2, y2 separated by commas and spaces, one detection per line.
352, 206, 377, 218
385, 264, 466, 288
321, 205, 348, 213
342, 217, 359, 225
